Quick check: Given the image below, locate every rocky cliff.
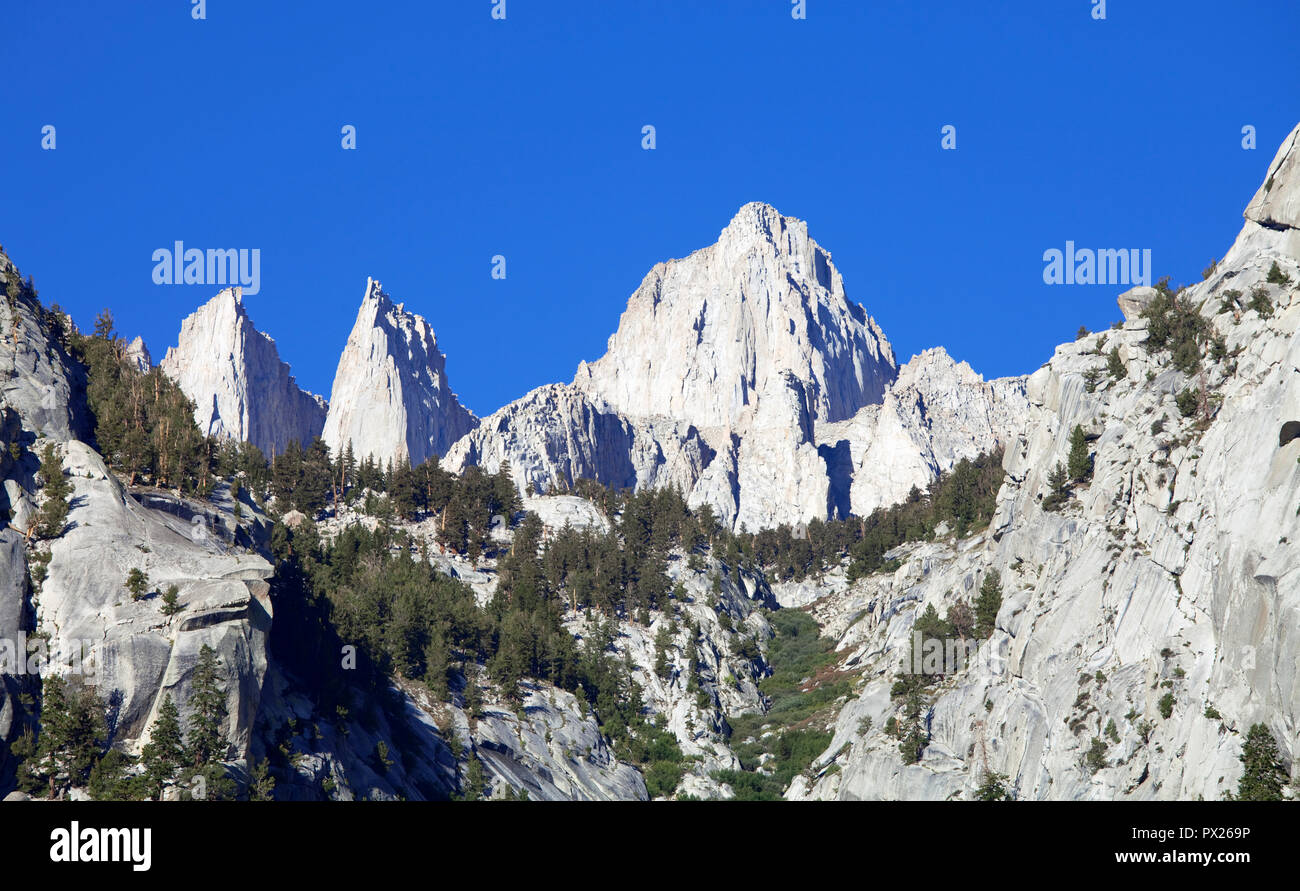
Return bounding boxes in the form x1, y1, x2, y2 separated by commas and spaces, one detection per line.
786, 122, 1300, 801
1, 258, 277, 791
161, 287, 327, 457
322, 278, 477, 467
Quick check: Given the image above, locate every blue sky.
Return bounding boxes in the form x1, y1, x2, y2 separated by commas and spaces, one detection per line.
4, 0, 1297, 417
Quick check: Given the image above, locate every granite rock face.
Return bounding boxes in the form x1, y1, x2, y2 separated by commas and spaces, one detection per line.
787, 123, 1300, 801
448, 205, 1022, 531
829, 347, 1030, 518
443, 383, 712, 496
38, 440, 274, 757
124, 336, 152, 374
323, 278, 477, 466
161, 287, 327, 457
0, 529, 37, 791
0, 249, 86, 443
573, 201, 898, 428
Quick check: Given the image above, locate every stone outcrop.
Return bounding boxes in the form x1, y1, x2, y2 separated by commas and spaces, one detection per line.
829, 347, 1029, 518
38, 440, 274, 756
161, 287, 327, 457
124, 336, 152, 374
322, 278, 477, 467
1, 250, 86, 443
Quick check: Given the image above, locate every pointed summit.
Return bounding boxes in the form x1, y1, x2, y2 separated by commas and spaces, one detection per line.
573, 202, 897, 430
161, 287, 327, 457
1245, 122, 1300, 231
322, 278, 477, 466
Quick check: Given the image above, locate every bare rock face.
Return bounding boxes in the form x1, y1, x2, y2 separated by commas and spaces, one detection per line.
124, 336, 152, 374
574, 201, 897, 428
1117, 286, 1158, 322
443, 383, 711, 495
837, 348, 1029, 517
161, 288, 327, 457
39, 441, 274, 757
0, 249, 86, 443
323, 279, 477, 467
0, 528, 38, 791
1245, 122, 1300, 231
733, 371, 832, 532
789, 123, 1300, 802
0, 267, 278, 792
447, 205, 1024, 531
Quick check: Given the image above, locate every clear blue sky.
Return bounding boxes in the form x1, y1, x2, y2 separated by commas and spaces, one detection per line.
4, 1, 1297, 417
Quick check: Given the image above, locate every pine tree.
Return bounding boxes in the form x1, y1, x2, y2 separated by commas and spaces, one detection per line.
1106, 346, 1125, 380
1043, 462, 1070, 512
424, 632, 451, 701
36, 443, 70, 538
140, 694, 187, 797
248, 758, 276, 801
1067, 425, 1091, 482
654, 624, 674, 680
125, 568, 150, 601
974, 573, 1002, 639
160, 584, 182, 616
1235, 723, 1288, 801
463, 666, 484, 718
462, 753, 486, 800
36, 676, 109, 797
188, 644, 228, 766
974, 771, 1013, 801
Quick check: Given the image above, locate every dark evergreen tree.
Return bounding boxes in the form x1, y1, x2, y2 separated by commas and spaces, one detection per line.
974, 573, 1002, 639
1235, 723, 1288, 801
1067, 425, 1092, 483
140, 694, 187, 798
36, 443, 70, 538
188, 644, 228, 766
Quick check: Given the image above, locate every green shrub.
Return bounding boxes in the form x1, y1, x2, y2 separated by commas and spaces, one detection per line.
974, 771, 1014, 800
1248, 286, 1273, 319
1218, 288, 1242, 314
1107, 347, 1126, 380
1085, 737, 1108, 774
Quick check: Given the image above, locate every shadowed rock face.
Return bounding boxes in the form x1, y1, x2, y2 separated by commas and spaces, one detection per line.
322, 278, 478, 467
1279, 421, 1300, 447
161, 287, 327, 457
0, 530, 38, 791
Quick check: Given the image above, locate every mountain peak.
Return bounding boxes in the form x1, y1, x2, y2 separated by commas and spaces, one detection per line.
574, 204, 896, 429
160, 288, 327, 457
321, 280, 477, 466
1245, 122, 1300, 231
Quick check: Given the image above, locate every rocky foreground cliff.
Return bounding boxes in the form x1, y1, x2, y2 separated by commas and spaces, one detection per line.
784, 122, 1300, 800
